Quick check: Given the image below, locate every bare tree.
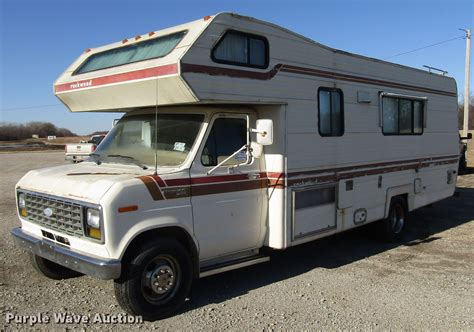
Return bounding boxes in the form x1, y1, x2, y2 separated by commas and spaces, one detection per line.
0, 122, 77, 140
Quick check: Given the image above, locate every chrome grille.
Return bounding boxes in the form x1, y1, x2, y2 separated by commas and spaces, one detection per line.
22, 192, 84, 237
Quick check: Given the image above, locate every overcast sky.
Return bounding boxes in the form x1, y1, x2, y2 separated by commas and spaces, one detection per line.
0, 0, 472, 134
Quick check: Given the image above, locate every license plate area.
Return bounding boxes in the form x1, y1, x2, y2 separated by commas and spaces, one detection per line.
38, 240, 56, 259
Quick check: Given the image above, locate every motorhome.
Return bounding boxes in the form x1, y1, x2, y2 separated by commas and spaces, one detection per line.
12, 13, 459, 320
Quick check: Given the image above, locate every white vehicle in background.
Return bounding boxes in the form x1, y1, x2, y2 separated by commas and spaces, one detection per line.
65, 134, 106, 162
12, 13, 459, 320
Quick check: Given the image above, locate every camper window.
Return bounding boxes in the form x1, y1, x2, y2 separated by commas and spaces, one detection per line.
382, 95, 424, 135
212, 30, 269, 69
201, 117, 249, 167
318, 88, 344, 137
74, 31, 187, 75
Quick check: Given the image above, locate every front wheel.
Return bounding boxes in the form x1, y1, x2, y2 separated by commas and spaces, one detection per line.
114, 239, 192, 321
30, 253, 82, 280
377, 196, 408, 242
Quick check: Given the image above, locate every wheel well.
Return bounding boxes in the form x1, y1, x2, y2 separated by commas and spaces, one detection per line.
122, 227, 199, 278
390, 193, 409, 211
385, 185, 411, 217
398, 193, 408, 204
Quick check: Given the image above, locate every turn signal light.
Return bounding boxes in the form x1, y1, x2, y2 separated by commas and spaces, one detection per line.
20, 208, 27, 217
87, 227, 101, 240
118, 205, 138, 213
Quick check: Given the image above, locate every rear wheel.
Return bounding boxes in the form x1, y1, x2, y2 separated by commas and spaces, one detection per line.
114, 239, 192, 321
30, 253, 82, 280
377, 196, 408, 242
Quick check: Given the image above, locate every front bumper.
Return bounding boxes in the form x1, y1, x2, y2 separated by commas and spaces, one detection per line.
11, 227, 121, 280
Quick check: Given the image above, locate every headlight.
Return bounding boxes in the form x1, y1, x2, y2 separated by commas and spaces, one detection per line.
18, 193, 26, 208
18, 193, 27, 217
85, 207, 102, 240
86, 208, 101, 228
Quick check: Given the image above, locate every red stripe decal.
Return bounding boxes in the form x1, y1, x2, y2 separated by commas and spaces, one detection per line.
151, 175, 167, 187
55, 64, 178, 93
191, 179, 268, 196
165, 178, 192, 186
289, 155, 459, 178
191, 174, 250, 185
181, 63, 456, 97
138, 155, 458, 200
267, 172, 285, 179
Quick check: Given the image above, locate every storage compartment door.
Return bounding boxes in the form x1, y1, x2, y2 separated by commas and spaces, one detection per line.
292, 185, 337, 240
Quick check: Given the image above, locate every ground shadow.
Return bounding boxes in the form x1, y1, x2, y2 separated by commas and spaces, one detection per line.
180, 186, 474, 314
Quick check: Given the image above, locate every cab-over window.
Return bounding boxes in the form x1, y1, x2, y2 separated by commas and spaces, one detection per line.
212, 30, 269, 69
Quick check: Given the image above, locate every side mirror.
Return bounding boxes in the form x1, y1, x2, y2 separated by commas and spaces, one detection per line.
253, 119, 273, 146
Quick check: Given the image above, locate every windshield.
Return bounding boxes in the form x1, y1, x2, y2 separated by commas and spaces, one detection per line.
92, 113, 204, 167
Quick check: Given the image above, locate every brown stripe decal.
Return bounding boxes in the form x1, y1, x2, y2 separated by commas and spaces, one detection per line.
280, 65, 456, 97
138, 176, 164, 201
181, 63, 456, 97
191, 179, 268, 197
289, 154, 459, 178
138, 154, 458, 200
181, 63, 282, 80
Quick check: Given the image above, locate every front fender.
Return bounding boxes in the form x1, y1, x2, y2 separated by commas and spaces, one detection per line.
100, 177, 196, 260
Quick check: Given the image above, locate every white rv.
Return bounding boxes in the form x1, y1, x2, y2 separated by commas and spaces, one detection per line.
12, 13, 459, 320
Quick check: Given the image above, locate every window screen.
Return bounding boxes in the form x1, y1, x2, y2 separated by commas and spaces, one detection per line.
74, 31, 187, 75
382, 95, 425, 135
212, 30, 268, 68
201, 118, 248, 167
318, 88, 344, 136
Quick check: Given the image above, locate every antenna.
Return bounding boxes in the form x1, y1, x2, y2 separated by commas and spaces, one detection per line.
153, 79, 159, 176
423, 65, 448, 76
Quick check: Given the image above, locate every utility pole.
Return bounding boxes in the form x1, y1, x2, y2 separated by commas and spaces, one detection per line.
460, 28, 471, 137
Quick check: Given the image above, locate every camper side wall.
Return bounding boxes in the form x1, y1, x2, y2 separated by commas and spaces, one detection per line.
180, 13, 459, 248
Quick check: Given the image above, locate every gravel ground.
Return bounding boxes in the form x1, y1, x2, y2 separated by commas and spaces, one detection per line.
0, 151, 473, 330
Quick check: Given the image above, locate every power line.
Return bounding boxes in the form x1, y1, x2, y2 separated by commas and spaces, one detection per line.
383, 35, 465, 60
0, 104, 63, 112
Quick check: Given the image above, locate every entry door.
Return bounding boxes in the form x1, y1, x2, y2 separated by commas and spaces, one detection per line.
190, 113, 267, 261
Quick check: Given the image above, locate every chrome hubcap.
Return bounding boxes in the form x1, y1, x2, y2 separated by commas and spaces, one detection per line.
148, 264, 175, 295
141, 255, 180, 304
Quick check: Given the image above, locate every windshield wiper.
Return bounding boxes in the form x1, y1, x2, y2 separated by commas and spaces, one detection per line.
106, 154, 148, 170
89, 153, 102, 165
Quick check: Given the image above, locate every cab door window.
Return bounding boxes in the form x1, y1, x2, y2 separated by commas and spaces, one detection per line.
201, 117, 248, 167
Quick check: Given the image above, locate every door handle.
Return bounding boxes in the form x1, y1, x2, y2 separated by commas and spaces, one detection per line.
247, 173, 260, 180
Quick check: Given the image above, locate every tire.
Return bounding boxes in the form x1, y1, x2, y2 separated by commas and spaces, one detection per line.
114, 239, 192, 321
30, 253, 82, 280
377, 196, 408, 242
459, 150, 467, 174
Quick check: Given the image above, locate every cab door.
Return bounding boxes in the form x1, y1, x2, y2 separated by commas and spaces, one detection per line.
190, 113, 267, 261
